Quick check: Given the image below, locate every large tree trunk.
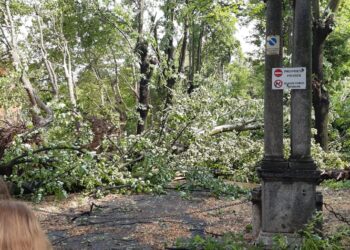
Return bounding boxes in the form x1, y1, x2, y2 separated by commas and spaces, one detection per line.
196, 25, 203, 73
62, 40, 77, 108
311, 0, 340, 151
1, 0, 53, 126
136, 0, 153, 134
21, 72, 53, 126
164, 1, 176, 107
312, 35, 329, 151
188, 23, 204, 94
137, 41, 153, 134
187, 21, 196, 94
37, 14, 59, 97
178, 13, 188, 74
110, 61, 128, 133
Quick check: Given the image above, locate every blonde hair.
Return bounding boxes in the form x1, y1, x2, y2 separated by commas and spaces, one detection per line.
0, 177, 11, 200
0, 200, 52, 250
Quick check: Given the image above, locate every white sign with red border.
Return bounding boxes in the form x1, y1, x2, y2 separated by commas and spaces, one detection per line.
272, 67, 306, 90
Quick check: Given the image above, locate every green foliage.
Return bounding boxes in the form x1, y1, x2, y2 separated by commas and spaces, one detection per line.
0, 0, 349, 204
311, 140, 349, 170
332, 79, 350, 157
272, 213, 350, 250
181, 167, 249, 198
321, 180, 350, 190
175, 214, 349, 250
2, 78, 349, 201
175, 233, 262, 250
1, 78, 265, 200
0, 73, 26, 110
166, 83, 264, 184
324, 1, 350, 83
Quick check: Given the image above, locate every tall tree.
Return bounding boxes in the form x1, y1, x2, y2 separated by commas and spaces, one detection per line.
178, 1, 189, 75
312, 0, 341, 151
164, 0, 177, 107
136, 0, 153, 134
0, 0, 53, 126
35, 9, 59, 98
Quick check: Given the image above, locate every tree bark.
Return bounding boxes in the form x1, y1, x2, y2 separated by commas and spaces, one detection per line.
188, 22, 204, 94
137, 41, 153, 134
37, 14, 59, 97
110, 57, 128, 133
208, 122, 263, 136
311, 0, 340, 151
136, 0, 153, 134
187, 21, 196, 94
164, 1, 176, 107
62, 40, 77, 108
178, 11, 188, 74
1, 0, 53, 126
196, 25, 203, 73
312, 31, 329, 151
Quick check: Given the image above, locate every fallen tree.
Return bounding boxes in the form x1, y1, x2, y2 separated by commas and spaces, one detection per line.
209, 123, 263, 136
320, 168, 350, 181
0, 146, 85, 176
197, 119, 263, 136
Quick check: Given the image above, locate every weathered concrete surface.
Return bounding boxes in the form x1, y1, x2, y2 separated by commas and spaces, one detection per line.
264, 0, 284, 159
261, 181, 316, 233
257, 0, 320, 247
258, 231, 301, 248
290, 0, 313, 158
251, 187, 262, 239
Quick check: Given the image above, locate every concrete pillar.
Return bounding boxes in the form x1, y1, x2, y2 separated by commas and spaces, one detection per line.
290, 0, 312, 160
254, 0, 289, 243
254, 0, 322, 247
287, 0, 320, 237
251, 187, 261, 239
263, 0, 283, 161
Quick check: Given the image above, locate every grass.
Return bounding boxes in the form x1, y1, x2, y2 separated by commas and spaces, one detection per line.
321, 180, 350, 190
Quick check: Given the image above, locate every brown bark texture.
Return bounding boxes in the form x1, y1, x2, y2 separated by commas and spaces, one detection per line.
136, 41, 153, 134
311, 0, 341, 151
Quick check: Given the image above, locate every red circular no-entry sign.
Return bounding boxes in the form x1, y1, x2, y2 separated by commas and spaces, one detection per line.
274, 80, 283, 88
274, 68, 283, 77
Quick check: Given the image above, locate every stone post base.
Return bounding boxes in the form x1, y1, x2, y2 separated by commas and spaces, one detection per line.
251, 160, 322, 249
257, 232, 301, 249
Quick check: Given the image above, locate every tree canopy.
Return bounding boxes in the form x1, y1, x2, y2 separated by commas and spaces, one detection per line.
0, 0, 349, 200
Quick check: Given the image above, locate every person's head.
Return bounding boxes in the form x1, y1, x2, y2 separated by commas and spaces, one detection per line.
0, 177, 11, 200
0, 200, 52, 250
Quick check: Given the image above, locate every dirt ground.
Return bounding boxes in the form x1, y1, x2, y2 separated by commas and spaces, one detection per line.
30, 186, 350, 250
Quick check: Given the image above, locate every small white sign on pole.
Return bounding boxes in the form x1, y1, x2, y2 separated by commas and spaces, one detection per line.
272, 67, 306, 90
266, 35, 280, 55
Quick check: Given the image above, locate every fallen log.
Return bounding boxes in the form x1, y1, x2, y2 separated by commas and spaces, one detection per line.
320, 168, 350, 181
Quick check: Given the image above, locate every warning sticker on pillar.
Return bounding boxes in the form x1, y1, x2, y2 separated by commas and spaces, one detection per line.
266, 35, 280, 55
272, 67, 306, 90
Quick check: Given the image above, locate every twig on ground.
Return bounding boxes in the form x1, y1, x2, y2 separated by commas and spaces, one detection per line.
324, 202, 350, 226
71, 202, 108, 222
74, 198, 250, 227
